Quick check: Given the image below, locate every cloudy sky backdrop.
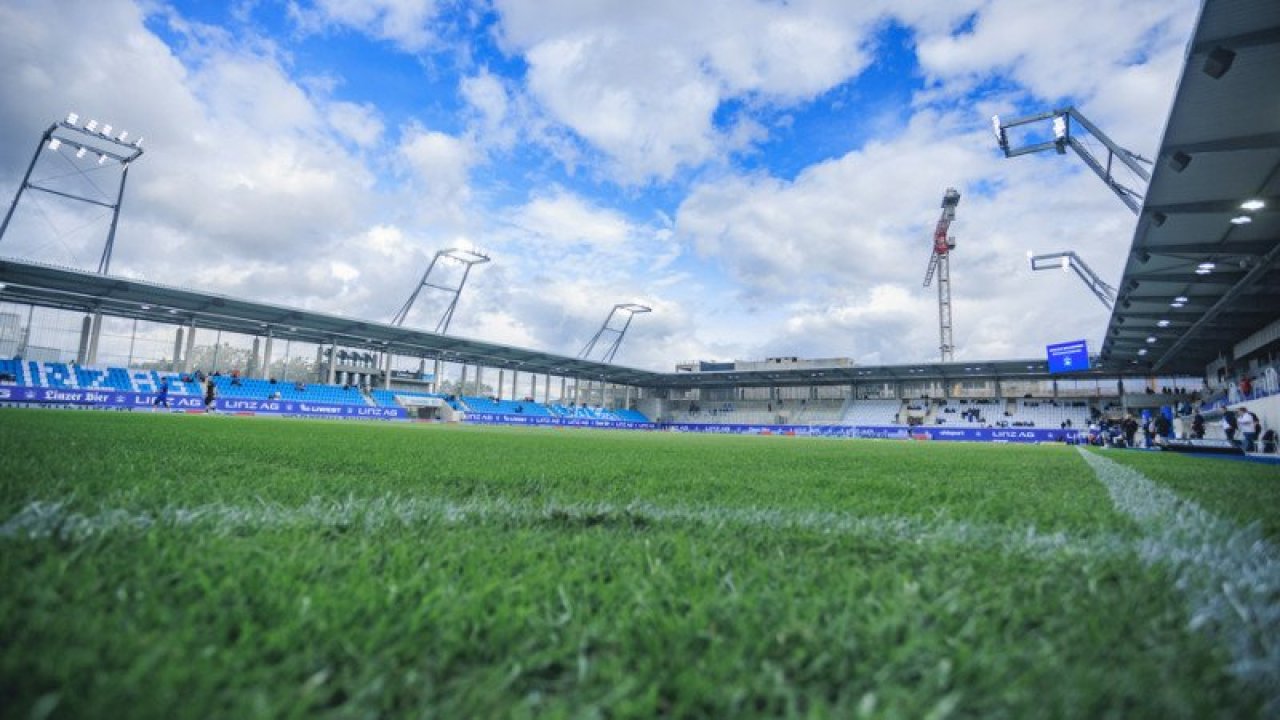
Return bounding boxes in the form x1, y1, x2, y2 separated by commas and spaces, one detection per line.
0, 0, 1199, 370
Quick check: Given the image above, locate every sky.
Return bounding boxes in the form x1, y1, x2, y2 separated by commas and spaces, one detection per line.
0, 0, 1201, 372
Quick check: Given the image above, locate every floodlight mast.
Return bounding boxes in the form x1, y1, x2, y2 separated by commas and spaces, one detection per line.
390, 247, 490, 334
992, 107, 1151, 215
0, 113, 145, 274
922, 188, 961, 362
1028, 250, 1116, 310
579, 303, 651, 363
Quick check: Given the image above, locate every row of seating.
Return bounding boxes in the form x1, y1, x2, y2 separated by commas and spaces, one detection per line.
0, 360, 202, 395
210, 376, 370, 406
1, 359, 655, 421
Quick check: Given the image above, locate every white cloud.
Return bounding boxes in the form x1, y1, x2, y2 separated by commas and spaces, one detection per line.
327, 101, 385, 148
492, 0, 885, 182
288, 0, 442, 52
396, 125, 476, 224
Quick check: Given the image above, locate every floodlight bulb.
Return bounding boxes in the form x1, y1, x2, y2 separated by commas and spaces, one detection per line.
1061, 256, 1070, 272
117, 130, 128, 142
66, 112, 79, 125
1052, 116, 1067, 140
991, 115, 1003, 143
134, 136, 144, 147
1197, 262, 1215, 270
1230, 215, 1252, 225
75, 147, 87, 159
1138, 349, 1148, 356
98, 153, 108, 165
1174, 295, 1188, 302
86, 120, 98, 132
1240, 199, 1265, 211
46, 137, 61, 151
101, 124, 113, 136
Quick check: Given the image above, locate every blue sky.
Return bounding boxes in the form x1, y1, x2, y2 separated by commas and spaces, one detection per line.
0, 0, 1200, 370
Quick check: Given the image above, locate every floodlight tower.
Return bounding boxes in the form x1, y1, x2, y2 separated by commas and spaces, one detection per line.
0, 113, 145, 274
580, 303, 651, 363
391, 247, 491, 333
992, 107, 1151, 215
1027, 250, 1116, 310
922, 188, 961, 363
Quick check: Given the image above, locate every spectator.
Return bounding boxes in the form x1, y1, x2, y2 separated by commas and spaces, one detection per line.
1262, 428, 1278, 454
295, 381, 306, 392
1222, 410, 1238, 446
1240, 376, 1253, 398
1191, 411, 1205, 439
1238, 407, 1258, 452
204, 380, 216, 411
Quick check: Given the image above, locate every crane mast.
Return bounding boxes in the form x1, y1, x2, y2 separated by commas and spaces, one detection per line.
923, 188, 960, 362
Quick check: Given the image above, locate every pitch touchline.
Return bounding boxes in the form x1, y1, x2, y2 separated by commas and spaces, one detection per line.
1078, 448, 1280, 711
0, 495, 1128, 559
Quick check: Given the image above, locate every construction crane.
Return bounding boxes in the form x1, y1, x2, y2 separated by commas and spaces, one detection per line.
923, 188, 961, 363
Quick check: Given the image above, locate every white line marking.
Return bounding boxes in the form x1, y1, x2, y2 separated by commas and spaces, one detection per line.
1078, 448, 1280, 709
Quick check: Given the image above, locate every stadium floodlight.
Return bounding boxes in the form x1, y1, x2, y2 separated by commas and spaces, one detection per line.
993, 106, 1151, 215
1157, 320, 1171, 327
117, 130, 128, 142
580, 303, 652, 364
1229, 215, 1252, 225
134, 136, 143, 147
1240, 199, 1265, 211
391, 246, 491, 334
0, 112, 146, 275
1028, 250, 1116, 309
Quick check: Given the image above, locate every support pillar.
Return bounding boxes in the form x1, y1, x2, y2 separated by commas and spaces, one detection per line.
262, 333, 274, 380
172, 327, 184, 372
326, 344, 337, 385
250, 338, 261, 379
539, 374, 547, 403
383, 352, 392, 390
497, 369, 505, 399
459, 364, 468, 395
475, 366, 484, 397
512, 370, 519, 401
183, 322, 196, 373
76, 315, 93, 365
559, 376, 566, 403
86, 311, 103, 365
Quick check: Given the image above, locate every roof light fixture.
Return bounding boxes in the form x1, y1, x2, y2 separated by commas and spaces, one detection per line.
66, 112, 79, 125
46, 137, 61, 151
101, 124, 113, 136
1170, 301, 1185, 308
1146, 336, 1157, 344
1240, 199, 1265, 211
97, 154, 108, 165
75, 147, 86, 159
1230, 215, 1252, 225
1174, 296, 1188, 303
1157, 320, 1171, 328
1138, 349, 1148, 356
85, 120, 98, 132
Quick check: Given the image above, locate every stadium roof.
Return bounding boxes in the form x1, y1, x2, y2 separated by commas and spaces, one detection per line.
1100, 0, 1280, 374
0, 258, 1133, 389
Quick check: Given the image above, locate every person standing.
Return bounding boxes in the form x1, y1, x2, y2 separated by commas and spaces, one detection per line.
153, 379, 170, 408
1238, 407, 1258, 452
204, 378, 217, 412
1222, 410, 1238, 446
1191, 411, 1205, 439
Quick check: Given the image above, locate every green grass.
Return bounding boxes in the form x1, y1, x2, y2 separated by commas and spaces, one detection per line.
0, 410, 1265, 718
1095, 448, 1280, 540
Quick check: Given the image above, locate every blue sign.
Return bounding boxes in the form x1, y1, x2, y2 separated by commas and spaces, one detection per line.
1046, 340, 1090, 374
0, 384, 408, 420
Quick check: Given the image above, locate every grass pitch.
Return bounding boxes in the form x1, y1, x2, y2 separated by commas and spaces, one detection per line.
0, 409, 1272, 718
